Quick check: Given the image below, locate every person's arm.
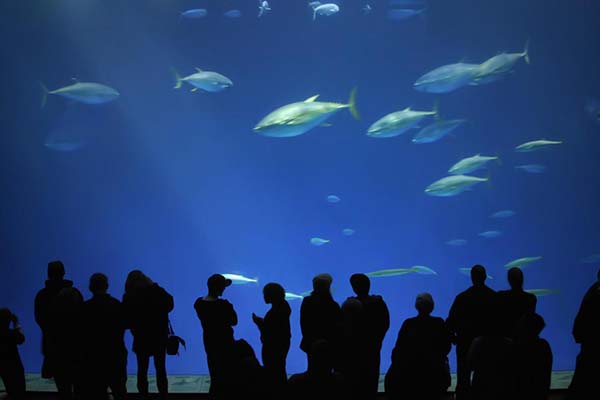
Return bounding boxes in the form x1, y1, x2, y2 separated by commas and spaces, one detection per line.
226, 301, 238, 327
446, 297, 461, 343
252, 312, 264, 330
11, 314, 25, 345
164, 288, 175, 313
34, 291, 46, 329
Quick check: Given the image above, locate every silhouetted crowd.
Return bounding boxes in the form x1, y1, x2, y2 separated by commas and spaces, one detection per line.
1, 261, 599, 400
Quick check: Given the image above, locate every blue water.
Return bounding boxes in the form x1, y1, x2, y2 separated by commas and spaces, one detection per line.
1, 0, 599, 376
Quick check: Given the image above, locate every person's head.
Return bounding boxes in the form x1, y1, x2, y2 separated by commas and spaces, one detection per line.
415, 292, 434, 315
308, 339, 334, 375
207, 274, 232, 297
89, 273, 109, 295
350, 273, 370, 297
471, 265, 487, 285
48, 260, 65, 280
0, 308, 12, 330
312, 273, 333, 295
125, 270, 153, 294
507, 267, 524, 290
263, 282, 285, 304
515, 312, 546, 340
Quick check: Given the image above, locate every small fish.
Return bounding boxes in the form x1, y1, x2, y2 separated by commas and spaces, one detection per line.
491, 210, 516, 219
459, 267, 493, 280
224, 9, 242, 18
387, 8, 426, 21
366, 268, 415, 278
309, 2, 340, 21
410, 265, 438, 275
414, 63, 480, 94
515, 139, 562, 152
285, 292, 304, 301
180, 9, 208, 18
472, 40, 530, 85
173, 68, 233, 93
504, 256, 542, 269
449, 154, 499, 175
363, 4, 372, 14
412, 119, 466, 144
221, 273, 258, 285
254, 89, 359, 138
342, 228, 355, 236
327, 194, 341, 203
515, 164, 546, 174
478, 230, 502, 239
310, 237, 330, 246
44, 141, 84, 152
446, 239, 467, 246
258, 1, 271, 17
425, 175, 488, 197
525, 288, 560, 297
367, 105, 437, 138
581, 254, 600, 264
40, 80, 119, 107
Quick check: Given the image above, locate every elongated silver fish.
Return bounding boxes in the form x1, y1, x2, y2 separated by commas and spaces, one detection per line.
425, 175, 488, 197
449, 154, 499, 175
40, 80, 119, 107
515, 139, 562, 152
504, 256, 542, 269
173, 68, 233, 93
367, 105, 437, 138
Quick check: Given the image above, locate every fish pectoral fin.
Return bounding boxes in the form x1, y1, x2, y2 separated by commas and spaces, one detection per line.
191, 88, 199, 92
304, 94, 320, 103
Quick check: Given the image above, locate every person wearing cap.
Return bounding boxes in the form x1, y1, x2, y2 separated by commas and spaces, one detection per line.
34, 260, 83, 390
194, 274, 238, 399
300, 273, 342, 371
385, 293, 451, 400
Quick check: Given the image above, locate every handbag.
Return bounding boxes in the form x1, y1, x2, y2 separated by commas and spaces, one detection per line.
166, 320, 186, 356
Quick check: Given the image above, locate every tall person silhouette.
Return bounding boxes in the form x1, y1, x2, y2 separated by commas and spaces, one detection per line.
194, 274, 238, 399
252, 282, 291, 398
446, 265, 497, 400
81, 273, 128, 400
123, 270, 174, 400
497, 267, 537, 338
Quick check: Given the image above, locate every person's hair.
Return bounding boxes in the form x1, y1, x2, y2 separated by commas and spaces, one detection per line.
125, 270, 153, 294
516, 312, 546, 339
471, 265, 487, 285
0, 308, 12, 330
350, 273, 370, 296
312, 273, 333, 295
48, 260, 65, 280
263, 282, 285, 303
89, 273, 109, 294
507, 267, 524, 289
415, 292, 434, 315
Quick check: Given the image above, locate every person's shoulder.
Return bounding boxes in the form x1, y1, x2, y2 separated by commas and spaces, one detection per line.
193, 297, 205, 309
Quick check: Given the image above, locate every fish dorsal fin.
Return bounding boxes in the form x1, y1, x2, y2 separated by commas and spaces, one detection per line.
404, 107, 411, 111
195, 67, 203, 72
305, 94, 320, 103
71, 77, 80, 83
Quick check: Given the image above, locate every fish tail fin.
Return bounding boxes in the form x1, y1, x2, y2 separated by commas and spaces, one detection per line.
39, 81, 49, 109
171, 68, 183, 89
523, 38, 530, 64
348, 87, 360, 120
313, 9, 317, 21
433, 98, 440, 120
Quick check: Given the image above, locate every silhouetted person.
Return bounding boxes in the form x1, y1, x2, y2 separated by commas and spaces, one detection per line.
288, 339, 347, 400
346, 273, 390, 400
300, 274, 342, 370
229, 338, 268, 398
339, 297, 366, 400
385, 293, 451, 400
252, 282, 291, 398
467, 319, 516, 400
568, 269, 600, 400
194, 274, 237, 399
513, 313, 552, 400
34, 260, 80, 384
81, 273, 127, 400
497, 267, 537, 338
52, 286, 85, 400
446, 265, 497, 400
122, 270, 173, 400
0, 309, 25, 399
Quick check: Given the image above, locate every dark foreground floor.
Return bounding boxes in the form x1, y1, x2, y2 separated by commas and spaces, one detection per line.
0, 391, 571, 400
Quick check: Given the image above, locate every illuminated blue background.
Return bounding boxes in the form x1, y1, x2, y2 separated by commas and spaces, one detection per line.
1, 0, 599, 376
